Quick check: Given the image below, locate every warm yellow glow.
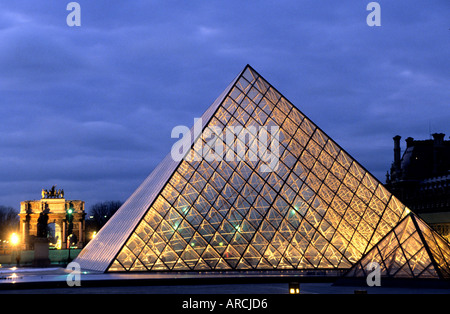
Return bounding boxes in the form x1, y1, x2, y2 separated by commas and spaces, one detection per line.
10, 233, 19, 246
92, 231, 97, 239
289, 287, 300, 294
56, 238, 62, 250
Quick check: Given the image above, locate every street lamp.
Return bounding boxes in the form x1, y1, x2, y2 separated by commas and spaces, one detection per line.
10, 233, 19, 246
66, 206, 74, 263
10, 233, 20, 267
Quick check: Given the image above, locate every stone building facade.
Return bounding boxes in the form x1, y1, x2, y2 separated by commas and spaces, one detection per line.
386, 133, 450, 240
18, 187, 85, 250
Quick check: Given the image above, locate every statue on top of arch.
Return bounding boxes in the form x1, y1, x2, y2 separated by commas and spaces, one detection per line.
41, 185, 64, 199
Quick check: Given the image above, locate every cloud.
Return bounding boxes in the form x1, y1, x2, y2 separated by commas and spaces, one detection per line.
0, 0, 448, 211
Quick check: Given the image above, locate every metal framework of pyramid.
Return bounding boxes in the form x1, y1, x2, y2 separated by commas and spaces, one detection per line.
75, 65, 415, 273
345, 213, 450, 280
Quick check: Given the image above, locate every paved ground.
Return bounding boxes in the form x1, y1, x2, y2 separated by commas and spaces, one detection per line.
1, 267, 450, 294
3, 282, 450, 294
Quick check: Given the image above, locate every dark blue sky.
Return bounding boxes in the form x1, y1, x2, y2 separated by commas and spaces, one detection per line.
1, 1, 449, 212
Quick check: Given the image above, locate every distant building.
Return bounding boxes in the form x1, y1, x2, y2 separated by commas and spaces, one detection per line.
19, 186, 85, 250
386, 133, 450, 240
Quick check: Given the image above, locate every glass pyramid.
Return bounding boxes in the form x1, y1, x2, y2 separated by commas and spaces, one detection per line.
75, 65, 411, 273
345, 213, 450, 279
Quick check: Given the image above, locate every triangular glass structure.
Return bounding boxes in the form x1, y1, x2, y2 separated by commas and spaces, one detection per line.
75, 65, 410, 273
344, 213, 450, 279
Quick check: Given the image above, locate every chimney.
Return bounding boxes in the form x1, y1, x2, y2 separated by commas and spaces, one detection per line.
393, 135, 401, 171
432, 133, 445, 175
405, 137, 414, 148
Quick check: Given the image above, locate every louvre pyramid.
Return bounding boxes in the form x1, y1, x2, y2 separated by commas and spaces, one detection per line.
345, 213, 450, 279
75, 65, 411, 273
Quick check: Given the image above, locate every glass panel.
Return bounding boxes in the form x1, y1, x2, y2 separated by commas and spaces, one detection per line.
259, 97, 275, 115
289, 109, 304, 126
278, 97, 293, 115
324, 172, 340, 193
236, 76, 252, 94
185, 207, 203, 229
247, 86, 263, 105
318, 150, 333, 170
266, 172, 283, 192
241, 96, 257, 114
331, 161, 346, 181
183, 183, 199, 204
243, 245, 263, 268
343, 172, 359, 191
229, 87, 245, 104
180, 245, 200, 269
144, 209, 163, 230
202, 184, 218, 205
242, 67, 258, 84
271, 106, 286, 126
248, 172, 264, 192
286, 206, 302, 229
337, 183, 353, 204
240, 184, 258, 205
293, 128, 309, 148
299, 184, 315, 203
211, 232, 229, 255
161, 183, 180, 205
223, 245, 241, 268
336, 150, 352, 170
349, 162, 365, 182
312, 161, 327, 181
189, 171, 207, 194
312, 129, 328, 147
202, 245, 221, 269
234, 195, 251, 217
174, 195, 190, 217
306, 139, 321, 159
300, 119, 316, 137
254, 76, 269, 94
305, 172, 321, 192
260, 184, 277, 204
214, 195, 232, 218
266, 87, 281, 105
286, 172, 303, 192
169, 172, 188, 193
160, 245, 178, 269
282, 117, 297, 137
264, 244, 282, 268
190, 232, 209, 256
138, 246, 158, 270
324, 140, 340, 159
222, 97, 238, 115
135, 221, 154, 243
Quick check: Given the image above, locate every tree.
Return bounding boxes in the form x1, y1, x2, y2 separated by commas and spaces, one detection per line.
0, 206, 19, 241
89, 201, 123, 231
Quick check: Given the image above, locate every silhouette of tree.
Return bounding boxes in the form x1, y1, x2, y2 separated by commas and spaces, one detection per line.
89, 201, 123, 231
0, 206, 19, 240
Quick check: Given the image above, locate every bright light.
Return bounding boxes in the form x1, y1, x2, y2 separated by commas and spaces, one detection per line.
92, 231, 97, 239
10, 233, 19, 246
67, 209, 73, 214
